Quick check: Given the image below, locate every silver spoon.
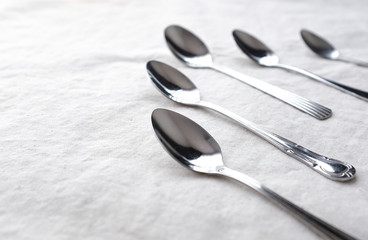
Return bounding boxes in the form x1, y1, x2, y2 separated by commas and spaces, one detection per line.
151, 108, 358, 240
147, 60, 355, 181
164, 25, 332, 120
301, 29, 368, 68
233, 29, 368, 102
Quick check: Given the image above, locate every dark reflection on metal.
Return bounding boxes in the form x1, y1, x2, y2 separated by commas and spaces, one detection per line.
165, 25, 209, 58
151, 108, 223, 173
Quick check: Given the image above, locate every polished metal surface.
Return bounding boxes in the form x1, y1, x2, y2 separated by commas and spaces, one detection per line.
147, 60, 355, 181
233, 29, 368, 102
301, 29, 368, 67
164, 25, 332, 120
151, 108, 358, 240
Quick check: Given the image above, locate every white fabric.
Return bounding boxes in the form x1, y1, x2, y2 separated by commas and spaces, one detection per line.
1, 0, 367, 239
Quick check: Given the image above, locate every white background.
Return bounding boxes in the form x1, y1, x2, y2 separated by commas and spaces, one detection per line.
0, 0, 367, 239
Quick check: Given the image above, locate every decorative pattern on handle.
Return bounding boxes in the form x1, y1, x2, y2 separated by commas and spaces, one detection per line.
269, 134, 356, 181
197, 100, 355, 181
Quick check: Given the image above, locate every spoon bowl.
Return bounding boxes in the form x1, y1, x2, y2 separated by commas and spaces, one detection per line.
233, 30, 280, 66
152, 108, 223, 173
301, 29, 340, 60
165, 25, 213, 68
147, 60, 201, 104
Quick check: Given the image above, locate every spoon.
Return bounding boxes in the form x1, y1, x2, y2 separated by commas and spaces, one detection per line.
301, 29, 368, 68
151, 108, 358, 240
164, 25, 332, 120
233, 29, 368, 102
147, 60, 355, 181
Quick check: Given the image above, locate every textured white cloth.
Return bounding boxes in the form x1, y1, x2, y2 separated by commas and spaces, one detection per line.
0, 0, 367, 239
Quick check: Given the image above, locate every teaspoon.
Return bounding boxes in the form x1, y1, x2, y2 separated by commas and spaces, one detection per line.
301, 29, 368, 68
164, 25, 332, 120
147, 60, 355, 181
233, 29, 368, 102
151, 108, 358, 240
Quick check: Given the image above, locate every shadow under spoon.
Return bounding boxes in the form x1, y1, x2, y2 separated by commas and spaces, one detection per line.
301, 29, 368, 68
233, 29, 368, 102
164, 25, 332, 120
151, 108, 358, 240
146, 60, 355, 181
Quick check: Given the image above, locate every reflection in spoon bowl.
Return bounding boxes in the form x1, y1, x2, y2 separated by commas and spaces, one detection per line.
152, 108, 223, 173
147, 60, 200, 104
165, 25, 213, 68
151, 108, 358, 240
301, 29, 340, 60
232, 29, 280, 67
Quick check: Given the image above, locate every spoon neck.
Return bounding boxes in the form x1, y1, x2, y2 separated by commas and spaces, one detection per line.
197, 100, 255, 128
196, 101, 282, 144
196, 100, 221, 111
275, 63, 303, 72
275, 63, 329, 83
217, 167, 262, 189
210, 63, 265, 87
337, 55, 368, 67
209, 63, 231, 75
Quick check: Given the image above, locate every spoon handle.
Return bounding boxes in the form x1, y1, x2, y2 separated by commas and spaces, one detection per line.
337, 56, 368, 68
197, 100, 355, 181
217, 167, 357, 240
210, 64, 332, 120
276, 64, 368, 102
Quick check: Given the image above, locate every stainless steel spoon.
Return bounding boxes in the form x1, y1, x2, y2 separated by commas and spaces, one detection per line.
301, 29, 368, 68
164, 25, 332, 120
233, 29, 368, 102
151, 108, 358, 240
147, 60, 355, 181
